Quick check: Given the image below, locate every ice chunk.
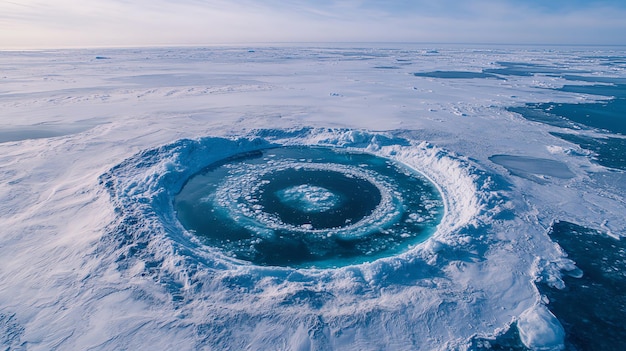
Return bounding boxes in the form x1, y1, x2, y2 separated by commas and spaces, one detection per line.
277, 185, 341, 213
517, 304, 565, 351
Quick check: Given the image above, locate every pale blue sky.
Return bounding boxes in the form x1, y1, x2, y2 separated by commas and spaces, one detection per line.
1, 0, 625, 48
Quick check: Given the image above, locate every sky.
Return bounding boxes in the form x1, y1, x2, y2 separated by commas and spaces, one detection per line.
1, 0, 626, 49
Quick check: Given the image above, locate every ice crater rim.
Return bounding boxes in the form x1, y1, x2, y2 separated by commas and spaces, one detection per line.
102, 129, 482, 274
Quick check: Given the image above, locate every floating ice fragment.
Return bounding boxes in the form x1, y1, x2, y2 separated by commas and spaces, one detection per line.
517, 304, 565, 351
276, 185, 341, 213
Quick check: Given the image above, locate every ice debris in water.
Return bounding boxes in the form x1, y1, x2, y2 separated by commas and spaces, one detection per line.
277, 184, 342, 213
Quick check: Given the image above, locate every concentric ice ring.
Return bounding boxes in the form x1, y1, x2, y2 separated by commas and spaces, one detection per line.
174, 146, 444, 268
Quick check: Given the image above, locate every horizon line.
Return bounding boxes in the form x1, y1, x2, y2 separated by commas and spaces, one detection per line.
3, 41, 626, 51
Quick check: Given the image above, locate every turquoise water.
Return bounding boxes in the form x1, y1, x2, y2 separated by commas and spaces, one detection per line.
258, 169, 381, 229
174, 146, 443, 268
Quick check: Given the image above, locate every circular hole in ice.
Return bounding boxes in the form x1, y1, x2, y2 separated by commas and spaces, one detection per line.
174, 146, 443, 268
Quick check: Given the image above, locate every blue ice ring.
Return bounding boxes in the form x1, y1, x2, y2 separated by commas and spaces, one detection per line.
211, 160, 402, 240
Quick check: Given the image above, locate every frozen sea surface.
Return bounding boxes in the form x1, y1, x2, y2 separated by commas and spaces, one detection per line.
1, 44, 625, 350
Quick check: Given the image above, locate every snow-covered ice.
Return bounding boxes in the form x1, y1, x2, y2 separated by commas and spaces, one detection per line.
517, 304, 565, 351
1, 45, 625, 350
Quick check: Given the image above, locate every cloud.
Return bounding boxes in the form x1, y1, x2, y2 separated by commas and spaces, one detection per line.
1, 0, 625, 48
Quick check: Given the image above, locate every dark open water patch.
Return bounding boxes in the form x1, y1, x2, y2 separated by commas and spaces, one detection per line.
414, 62, 591, 82
509, 79, 626, 135
550, 132, 626, 171
174, 146, 443, 268
413, 71, 504, 79
483, 62, 546, 77
560, 75, 626, 86
508, 105, 582, 130
509, 81, 626, 171
509, 99, 626, 135
558, 84, 626, 99
483, 61, 590, 77
539, 221, 626, 351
